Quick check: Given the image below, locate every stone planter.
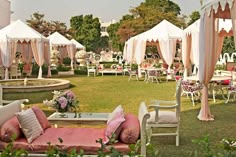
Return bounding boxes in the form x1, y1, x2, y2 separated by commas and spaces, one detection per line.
58, 70, 74, 76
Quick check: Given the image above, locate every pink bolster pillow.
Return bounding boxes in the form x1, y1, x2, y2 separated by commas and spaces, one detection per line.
119, 113, 140, 144
0, 116, 22, 142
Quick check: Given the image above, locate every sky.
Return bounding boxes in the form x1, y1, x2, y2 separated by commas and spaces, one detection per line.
10, 0, 201, 26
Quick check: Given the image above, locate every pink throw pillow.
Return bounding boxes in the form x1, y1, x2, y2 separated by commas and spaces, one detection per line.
107, 105, 124, 124
119, 113, 140, 144
32, 106, 51, 130
104, 110, 125, 144
0, 116, 22, 142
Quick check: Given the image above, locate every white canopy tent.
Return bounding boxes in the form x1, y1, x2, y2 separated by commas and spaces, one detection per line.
48, 32, 76, 70
182, 19, 233, 78
71, 39, 85, 50
123, 20, 183, 76
0, 19, 50, 79
197, 0, 236, 121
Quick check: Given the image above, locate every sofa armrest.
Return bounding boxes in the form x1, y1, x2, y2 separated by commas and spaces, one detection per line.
0, 99, 29, 126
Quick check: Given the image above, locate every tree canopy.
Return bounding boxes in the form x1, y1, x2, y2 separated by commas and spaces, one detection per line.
188, 11, 200, 25
70, 15, 103, 52
26, 12, 71, 38
107, 0, 186, 50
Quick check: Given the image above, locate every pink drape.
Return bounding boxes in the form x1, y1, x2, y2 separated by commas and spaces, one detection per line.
31, 40, 45, 78
230, 0, 236, 47
198, 11, 224, 121
182, 34, 192, 78
66, 44, 75, 70
44, 42, 51, 77
156, 42, 166, 63
20, 42, 33, 64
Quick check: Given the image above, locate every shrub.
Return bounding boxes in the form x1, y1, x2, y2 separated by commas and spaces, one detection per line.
63, 57, 71, 65
74, 66, 87, 75
57, 64, 71, 71
51, 69, 58, 75
131, 64, 138, 70
31, 63, 48, 75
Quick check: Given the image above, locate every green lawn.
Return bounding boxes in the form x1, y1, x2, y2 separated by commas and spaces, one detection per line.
4, 75, 236, 157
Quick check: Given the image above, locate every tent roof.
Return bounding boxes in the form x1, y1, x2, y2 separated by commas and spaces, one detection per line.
202, 0, 235, 17
71, 39, 85, 49
48, 32, 72, 45
184, 19, 232, 34
0, 19, 47, 41
135, 19, 183, 41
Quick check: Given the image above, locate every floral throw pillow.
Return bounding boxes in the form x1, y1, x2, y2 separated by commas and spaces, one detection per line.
15, 108, 43, 143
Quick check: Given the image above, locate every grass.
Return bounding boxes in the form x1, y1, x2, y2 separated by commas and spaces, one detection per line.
4, 75, 236, 157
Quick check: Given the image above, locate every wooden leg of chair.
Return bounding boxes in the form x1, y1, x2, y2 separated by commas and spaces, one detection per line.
176, 127, 179, 146
225, 91, 231, 104
191, 93, 195, 106
213, 90, 216, 103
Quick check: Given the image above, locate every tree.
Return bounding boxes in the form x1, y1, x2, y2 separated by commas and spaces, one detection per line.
222, 37, 235, 54
70, 15, 101, 52
115, 0, 185, 43
26, 12, 71, 38
188, 11, 200, 25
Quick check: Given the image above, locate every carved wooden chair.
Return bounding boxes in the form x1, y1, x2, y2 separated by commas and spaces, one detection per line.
140, 80, 181, 149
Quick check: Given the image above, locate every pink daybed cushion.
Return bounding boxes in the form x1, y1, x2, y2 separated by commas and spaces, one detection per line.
0, 138, 30, 151
31, 127, 129, 154
119, 114, 140, 144
0, 116, 22, 142
32, 106, 51, 130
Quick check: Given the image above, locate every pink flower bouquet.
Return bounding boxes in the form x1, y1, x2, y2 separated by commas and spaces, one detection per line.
43, 90, 79, 113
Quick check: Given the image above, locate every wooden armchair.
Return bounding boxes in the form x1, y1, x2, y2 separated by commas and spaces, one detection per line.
138, 80, 181, 156
147, 80, 181, 146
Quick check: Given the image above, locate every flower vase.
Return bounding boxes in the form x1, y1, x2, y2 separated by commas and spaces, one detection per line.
57, 109, 68, 118
59, 112, 67, 118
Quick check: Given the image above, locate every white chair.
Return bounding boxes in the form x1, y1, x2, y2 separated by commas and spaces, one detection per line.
10, 64, 21, 79
122, 65, 130, 76
181, 80, 202, 106
145, 80, 182, 146
0, 66, 5, 79
87, 65, 96, 77
146, 69, 160, 84
128, 69, 138, 81
225, 79, 236, 103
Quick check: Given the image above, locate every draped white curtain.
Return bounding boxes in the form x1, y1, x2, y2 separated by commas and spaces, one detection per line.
66, 44, 75, 70
31, 40, 45, 79
135, 40, 146, 77
159, 39, 177, 72
231, 0, 236, 47
198, 11, 224, 121
191, 32, 200, 75
0, 39, 17, 79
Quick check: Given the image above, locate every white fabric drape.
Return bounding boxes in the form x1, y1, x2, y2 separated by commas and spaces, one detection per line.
31, 40, 45, 79
230, 0, 236, 47
66, 44, 75, 70
0, 39, 17, 79
135, 40, 147, 77
159, 39, 176, 73
198, 11, 224, 121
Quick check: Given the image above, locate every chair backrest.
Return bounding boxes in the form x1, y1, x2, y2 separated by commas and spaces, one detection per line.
175, 79, 182, 114
10, 65, 18, 73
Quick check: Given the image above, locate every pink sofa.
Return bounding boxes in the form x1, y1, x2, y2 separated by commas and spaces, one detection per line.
0, 101, 144, 156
